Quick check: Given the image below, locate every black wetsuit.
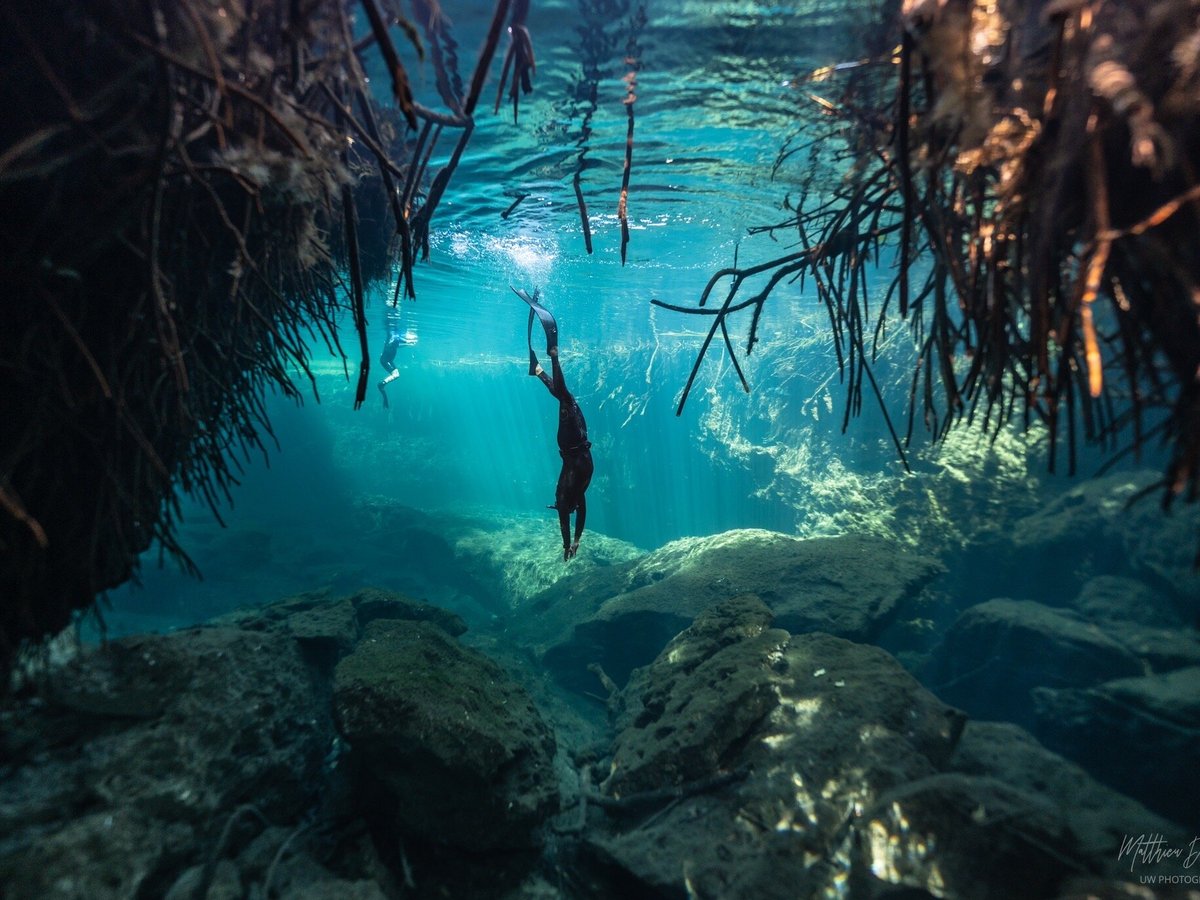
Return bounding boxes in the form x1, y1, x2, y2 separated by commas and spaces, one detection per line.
536, 353, 594, 552
517, 287, 594, 559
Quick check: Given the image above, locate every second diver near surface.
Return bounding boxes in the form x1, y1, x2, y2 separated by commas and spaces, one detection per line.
377, 304, 415, 408
514, 287, 594, 561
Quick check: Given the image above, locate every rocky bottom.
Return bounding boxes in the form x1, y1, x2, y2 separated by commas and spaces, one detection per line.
2, 574, 1197, 899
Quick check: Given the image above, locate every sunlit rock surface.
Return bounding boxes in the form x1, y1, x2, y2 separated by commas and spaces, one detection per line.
519, 528, 943, 692
575, 596, 1184, 898
583, 595, 967, 896
341, 499, 644, 616
605, 593, 790, 793
334, 618, 558, 850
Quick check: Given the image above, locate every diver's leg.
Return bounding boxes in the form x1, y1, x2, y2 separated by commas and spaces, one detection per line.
569, 453, 593, 555
549, 349, 567, 398
377, 335, 401, 408
527, 310, 557, 394
526, 309, 560, 397
555, 464, 574, 559
527, 309, 538, 375
558, 507, 573, 561
569, 496, 586, 557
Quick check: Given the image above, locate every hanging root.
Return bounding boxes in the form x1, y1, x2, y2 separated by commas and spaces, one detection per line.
493, 0, 535, 122
0, 0, 541, 682
655, 0, 1200, 549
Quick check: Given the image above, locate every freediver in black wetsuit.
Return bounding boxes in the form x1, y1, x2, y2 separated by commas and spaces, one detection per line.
377, 306, 404, 408
514, 287, 594, 562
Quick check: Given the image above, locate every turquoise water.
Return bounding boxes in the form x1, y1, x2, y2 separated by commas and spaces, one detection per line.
12, 4, 1200, 897
106, 0, 1165, 628
108, 0, 923, 624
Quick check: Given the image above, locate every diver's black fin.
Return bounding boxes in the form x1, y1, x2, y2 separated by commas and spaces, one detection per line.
511, 285, 558, 356
527, 309, 539, 375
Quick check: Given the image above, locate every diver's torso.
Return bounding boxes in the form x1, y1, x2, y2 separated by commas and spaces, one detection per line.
557, 398, 589, 453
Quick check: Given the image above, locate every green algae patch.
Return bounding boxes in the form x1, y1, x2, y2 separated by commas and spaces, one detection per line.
334, 619, 557, 849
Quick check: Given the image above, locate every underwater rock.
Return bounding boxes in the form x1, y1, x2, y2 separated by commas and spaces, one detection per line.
281, 882, 389, 900
213, 586, 467, 668
333, 618, 558, 850
163, 859, 242, 900
926, 598, 1144, 727
581, 598, 1178, 898
164, 822, 390, 900
606, 594, 789, 793
528, 529, 942, 693
584, 595, 970, 897
349, 586, 468, 636
1071, 575, 1185, 628
996, 472, 1200, 611
435, 511, 644, 609
1032, 668, 1200, 829
1059, 577, 1200, 674
1055, 878, 1200, 899
949, 721, 1190, 876
346, 499, 642, 620
0, 808, 194, 900
0, 626, 332, 899
857, 773, 1080, 899
1105, 624, 1200, 674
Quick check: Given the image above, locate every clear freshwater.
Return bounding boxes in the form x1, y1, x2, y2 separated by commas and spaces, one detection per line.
109, 0, 936, 626
109, 0, 1168, 630
8, 2, 1200, 898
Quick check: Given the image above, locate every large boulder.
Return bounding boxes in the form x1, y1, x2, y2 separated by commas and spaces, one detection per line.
579, 596, 1180, 899
584, 595, 982, 898
858, 773, 1085, 899
1065, 577, 1200, 674
1069, 575, 1185, 628
1032, 667, 1200, 829
984, 472, 1200, 611
215, 586, 467, 667
926, 598, 1144, 726
0, 627, 333, 899
522, 530, 942, 693
333, 618, 558, 850
949, 721, 1190, 876
604, 594, 788, 793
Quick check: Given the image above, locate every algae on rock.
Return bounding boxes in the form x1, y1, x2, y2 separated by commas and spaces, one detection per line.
334, 618, 558, 850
